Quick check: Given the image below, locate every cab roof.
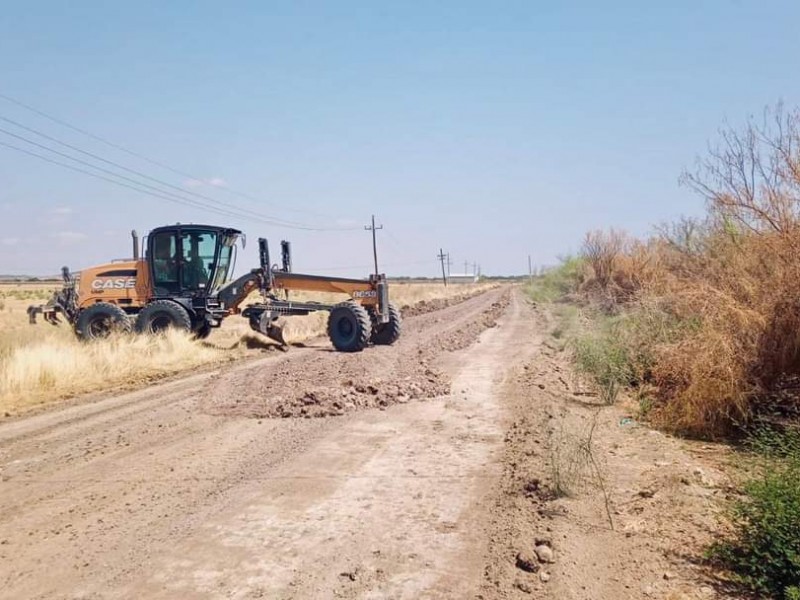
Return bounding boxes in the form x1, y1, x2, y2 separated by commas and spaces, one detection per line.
149, 224, 243, 236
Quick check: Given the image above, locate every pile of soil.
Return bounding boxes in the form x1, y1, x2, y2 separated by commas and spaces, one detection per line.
399, 287, 497, 317
203, 291, 510, 419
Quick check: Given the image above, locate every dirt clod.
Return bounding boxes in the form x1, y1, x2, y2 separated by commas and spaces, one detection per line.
535, 544, 554, 563
540, 570, 551, 583
515, 551, 539, 573
515, 579, 534, 593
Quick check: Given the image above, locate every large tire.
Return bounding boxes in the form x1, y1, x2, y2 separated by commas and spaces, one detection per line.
327, 302, 371, 352
75, 302, 131, 341
134, 300, 192, 335
370, 303, 402, 345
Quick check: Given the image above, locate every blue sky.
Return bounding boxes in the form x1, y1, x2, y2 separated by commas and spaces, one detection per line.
1, 1, 799, 277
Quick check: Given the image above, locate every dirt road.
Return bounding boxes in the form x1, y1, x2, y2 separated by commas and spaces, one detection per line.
0, 289, 732, 599
0, 287, 538, 599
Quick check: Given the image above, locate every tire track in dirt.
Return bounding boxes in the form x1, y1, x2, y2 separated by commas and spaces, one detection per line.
0, 286, 514, 599
99, 288, 541, 599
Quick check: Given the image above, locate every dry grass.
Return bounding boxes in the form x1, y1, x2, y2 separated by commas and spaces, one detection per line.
1, 330, 225, 407
0, 281, 495, 414
647, 232, 800, 436
578, 228, 800, 437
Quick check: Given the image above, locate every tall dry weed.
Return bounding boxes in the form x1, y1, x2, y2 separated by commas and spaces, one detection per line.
659, 107, 800, 435
579, 230, 662, 310
577, 106, 800, 437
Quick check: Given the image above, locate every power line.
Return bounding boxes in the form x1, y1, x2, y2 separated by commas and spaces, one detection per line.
0, 91, 348, 221
0, 126, 356, 231
0, 114, 330, 230
0, 126, 292, 225
0, 114, 359, 231
302, 258, 433, 272
374, 225, 438, 278
0, 140, 275, 223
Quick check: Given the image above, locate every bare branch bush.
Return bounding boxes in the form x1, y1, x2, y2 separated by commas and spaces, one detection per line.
649, 104, 800, 435
548, 410, 614, 529
681, 103, 800, 240
571, 104, 800, 437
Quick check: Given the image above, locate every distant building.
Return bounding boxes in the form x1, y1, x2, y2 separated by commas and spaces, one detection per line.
449, 273, 479, 283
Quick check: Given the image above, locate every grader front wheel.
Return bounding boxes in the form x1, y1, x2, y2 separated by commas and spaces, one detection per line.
327, 302, 371, 352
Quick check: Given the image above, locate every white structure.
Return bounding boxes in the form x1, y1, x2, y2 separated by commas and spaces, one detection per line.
449, 273, 479, 283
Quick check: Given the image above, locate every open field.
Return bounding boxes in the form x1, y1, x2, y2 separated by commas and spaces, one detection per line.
0, 281, 496, 415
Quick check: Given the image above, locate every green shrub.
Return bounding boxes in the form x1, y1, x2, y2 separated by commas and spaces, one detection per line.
711, 450, 800, 598
572, 328, 632, 404
527, 256, 584, 303
748, 425, 800, 460
569, 303, 698, 405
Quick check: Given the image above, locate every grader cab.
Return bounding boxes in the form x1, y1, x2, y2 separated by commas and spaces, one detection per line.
28, 224, 401, 352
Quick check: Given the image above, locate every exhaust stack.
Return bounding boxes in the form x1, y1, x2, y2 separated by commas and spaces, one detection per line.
131, 230, 139, 259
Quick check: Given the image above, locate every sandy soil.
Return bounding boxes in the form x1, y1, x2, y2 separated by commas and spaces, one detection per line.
480, 304, 737, 600
0, 289, 733, 599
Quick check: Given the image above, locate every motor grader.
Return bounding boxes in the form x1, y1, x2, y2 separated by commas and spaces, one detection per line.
28, 224, 401, 352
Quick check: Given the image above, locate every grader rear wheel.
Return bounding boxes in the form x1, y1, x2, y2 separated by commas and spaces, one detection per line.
327, 302, 371, 352
75, 302, 131, 341
370, 302, 402, 345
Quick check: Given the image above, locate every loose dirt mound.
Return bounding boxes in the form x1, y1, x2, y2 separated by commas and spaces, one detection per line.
202, 292, 510, 419
399, 286, 496, 317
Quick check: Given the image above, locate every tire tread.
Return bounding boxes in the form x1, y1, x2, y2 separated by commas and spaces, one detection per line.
134, 300, 192, 334
327, 301, 371, 352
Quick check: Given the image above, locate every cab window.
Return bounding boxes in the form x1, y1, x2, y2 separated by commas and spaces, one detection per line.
151, 232, 178, 292
181, 230, 217, 290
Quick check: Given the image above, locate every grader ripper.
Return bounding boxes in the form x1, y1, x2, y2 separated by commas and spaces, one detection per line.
28, 224, 401, 352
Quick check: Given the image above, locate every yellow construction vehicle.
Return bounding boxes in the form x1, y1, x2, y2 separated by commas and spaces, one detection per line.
28, 224, 401, 352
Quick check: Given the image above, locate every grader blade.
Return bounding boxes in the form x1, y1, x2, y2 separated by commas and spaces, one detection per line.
266, 318, 288, 346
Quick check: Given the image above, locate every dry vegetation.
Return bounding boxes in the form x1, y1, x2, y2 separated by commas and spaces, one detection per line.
554, 105, 800, 439
0, 281, 495, 415
534, 105, 800, 599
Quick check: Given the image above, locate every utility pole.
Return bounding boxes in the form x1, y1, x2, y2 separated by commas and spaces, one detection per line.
446, 252, 452, 277
364, 215, 383, 275
437, 249, 448, 286
472, 262, 477, 276
528, 254, 533, 286
464, 260, 469, 275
